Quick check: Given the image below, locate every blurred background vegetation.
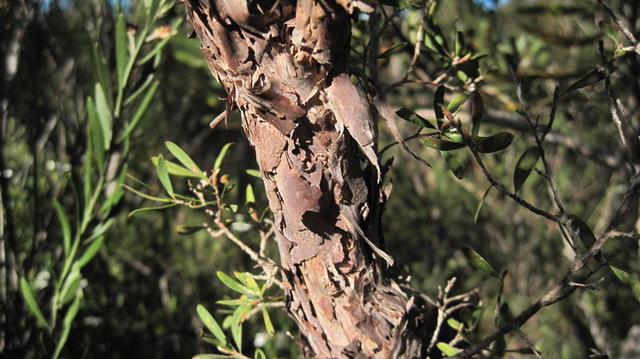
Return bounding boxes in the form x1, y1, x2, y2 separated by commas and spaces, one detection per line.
1, 0, 638, 358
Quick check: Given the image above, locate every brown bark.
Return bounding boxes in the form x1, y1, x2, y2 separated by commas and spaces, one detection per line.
184, 1, 425, 357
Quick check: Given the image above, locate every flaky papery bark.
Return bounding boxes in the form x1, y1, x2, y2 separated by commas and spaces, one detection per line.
184, 1, 425, 357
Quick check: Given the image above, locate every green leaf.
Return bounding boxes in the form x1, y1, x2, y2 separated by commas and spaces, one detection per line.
19, 277, 49, 329
610, 266, 640, 285
261, 305, 274, 335
214, 143, 234, 173
52, 292, 81, 359
514, 147, 541, 192
476, 132, 513, 153
151, 156, 202, 178
471, 92, 483, 136
474, 186, 492, 224
463, 246, 498, 277
124, 74, 156, 106
245, 184, 256, 204
560, 64, 615, 96
254, 349, 267, 359
447, 318, 462, 330
86, 97, 105, 173
94, 83, 113, 150
422, 137, 466, 151
442, 151, 464, 179
246, 169, 261, 178
567, 215, 597, 250
115, 13, 129, 90
437, 342, 461, 356
100, 164, 128, 216
231, 320, 243, 352
376, 41, 408, 59
128, 203, 177, 217
53, 199, 72, 257
165, 141, 204, 176
92, 44, 113, 109
192, 355, 231, 359
434, 85, 445, 127
156, 155, 174, 198
118, 80, 160, 142
447, 93, 470, 113
234, 272, 260, 295
217, 271, 249, 294
216, 298, 250, 306
59, 268, 81, 305
176, 225, 205, 235
76, 236, 105, 269
123, 184, 173, 203
196, 304, 227, 345
395, 108, 436, 129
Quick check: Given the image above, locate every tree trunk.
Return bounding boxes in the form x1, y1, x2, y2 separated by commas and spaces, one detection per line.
184, 1, 426, 357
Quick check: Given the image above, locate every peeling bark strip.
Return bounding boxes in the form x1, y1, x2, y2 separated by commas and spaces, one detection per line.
184, 1, 425, 357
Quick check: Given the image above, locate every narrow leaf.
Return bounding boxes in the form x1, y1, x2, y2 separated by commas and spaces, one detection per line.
474, 186, 492, 224
442, 151, 464, 179
94, 83, 113, 150
19, 277, 49, 328
514, 147, 541, 192
128, 203, 177, 217
92, 44, 113, 109
463, 246, 498, 277
52, 292, 81, 359
118, 80, 160, 142
53, 199, 71, 256
86, 96, 105, 173
76, 236, 105, 269
560, 65, 614, 96
261, 305, 274, 335
376, 41, 408, 59
434, 85, 445, 127
447, 93, 470, 113
437, 342, 461, 356
567, 215, 597, 250
115, 13, 129, 89
245, 184, 255, 204
217, 271, 249, 294
151, 156, 201, 178
196, 304, 227, 345
156, 155, 174, 198
246, 169, 261, 178
471, 92, 483, 136
214, 143, 234, 172
395, 108, 436, 129
476, 132, 513, 153
422, 137, 466, 151
165, 141, 204, 176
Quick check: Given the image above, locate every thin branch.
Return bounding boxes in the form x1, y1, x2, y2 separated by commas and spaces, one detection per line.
452, 174, 640, 358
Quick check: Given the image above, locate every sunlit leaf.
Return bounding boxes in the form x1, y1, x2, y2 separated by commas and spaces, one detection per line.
151, 156, 201, 178
447, 318, 462, 330
214, 143, 234, 173
115, 12, 129, 89
94, 83, 113, 150
246, 169, 261, 178
165, 141, 204, 176
217, 271, 249, 294
92, 44, 113, 109
463, 246, 498, 277
254, 349, 267, 359
514, 147, 541, 192
196, 304, 227, 345
156, 155, 174, 198
53, 199, 72, 257
476, 132, 513, 153
261, 305, 274, 335
447, 93, 470, 113
231, 316, 243, 351
86, 97, 105, 172
437, 342, 460, 357
19, 277, 49, 329
395, 108, 436, 129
